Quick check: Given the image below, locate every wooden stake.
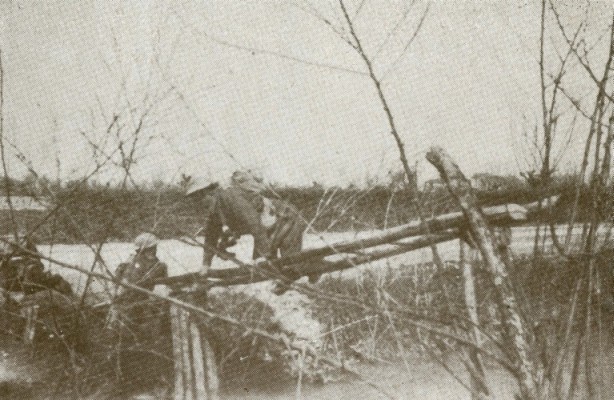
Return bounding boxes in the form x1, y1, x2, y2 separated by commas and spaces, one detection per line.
22, 304, 39, 346
170, 292, 219, 400
189, 317, 207, 400
170, 305, 185, 400
179, 307, 194, 400
203, 335, 220, 399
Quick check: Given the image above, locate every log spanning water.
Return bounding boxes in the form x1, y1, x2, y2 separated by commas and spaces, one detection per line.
212, 230, 461, 287
157, 198, 556, 288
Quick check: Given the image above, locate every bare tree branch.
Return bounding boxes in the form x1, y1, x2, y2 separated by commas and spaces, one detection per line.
549, 0, 614, 105
0, 49, 19, 239
564, 13, 614, 250
338, 0, 412, 188
380, 4, 430, 82
175, 10, 368, 77
353, 0, 368, 22
372, 0, 417, 62
289, 1, 356, 49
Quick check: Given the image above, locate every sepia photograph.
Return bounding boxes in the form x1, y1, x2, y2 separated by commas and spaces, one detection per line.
0, 0, 613, 398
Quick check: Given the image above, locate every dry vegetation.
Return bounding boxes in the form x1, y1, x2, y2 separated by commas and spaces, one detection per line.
1, 1, 614, 399
0, 249, 612, 399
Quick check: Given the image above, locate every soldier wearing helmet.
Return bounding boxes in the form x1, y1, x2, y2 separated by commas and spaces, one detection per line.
186, 171, 315, 295
185, 175, 276, 272
107, 233, 170, 362
114, 232, 168, 303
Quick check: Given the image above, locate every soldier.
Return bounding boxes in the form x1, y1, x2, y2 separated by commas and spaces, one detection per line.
108, 233, 171, 383
114, 232, 169, 301
0, 232, 73, 296
185, 171, 315, 294
110, 233, 169, 330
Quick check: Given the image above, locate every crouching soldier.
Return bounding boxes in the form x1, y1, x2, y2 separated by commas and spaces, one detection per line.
185, 171, 317, 294
0, 232, 73, 296
109, 233, 169, 333
108, 233, 171, 384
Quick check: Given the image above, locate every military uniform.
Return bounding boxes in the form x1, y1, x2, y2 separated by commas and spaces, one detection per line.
109, 240, 171, 383
202, 185, 306, 266
202, 186, 274, 266
189, 171, 314, 293
109, 251, 168, 338
0, 235, 73, 296
115, 252, 168, 303
267, 198, 305, 258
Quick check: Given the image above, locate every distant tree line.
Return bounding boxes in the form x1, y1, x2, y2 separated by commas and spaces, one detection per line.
0, 174, 609, 243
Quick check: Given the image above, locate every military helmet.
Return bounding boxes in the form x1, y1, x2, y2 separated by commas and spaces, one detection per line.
134, 232, 159, 250
185, 176, 218, 197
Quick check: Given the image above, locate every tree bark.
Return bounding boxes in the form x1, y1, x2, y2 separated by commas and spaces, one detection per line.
179, 307, 194, 400
426, 146, 538, 400
170, 305, 185, 400
189, 316, 208, 400
212, 230, 460, 287
460, 240, 490, 400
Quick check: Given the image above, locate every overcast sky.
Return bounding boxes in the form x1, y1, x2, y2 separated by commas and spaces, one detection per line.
1, 0, 612, 187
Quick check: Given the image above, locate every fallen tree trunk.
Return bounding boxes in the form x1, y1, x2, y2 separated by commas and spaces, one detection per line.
259, 202, 527, 268
157, 230, 459, 287
210, 230, 460, 287
155, 202, 528, 287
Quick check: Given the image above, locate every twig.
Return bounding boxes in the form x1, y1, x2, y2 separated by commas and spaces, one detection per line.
0, 49, 18, 239
380, 4, 430, 82
550, 5, 614, 105
175, 10, 367, 77
372, 1, 417, 62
